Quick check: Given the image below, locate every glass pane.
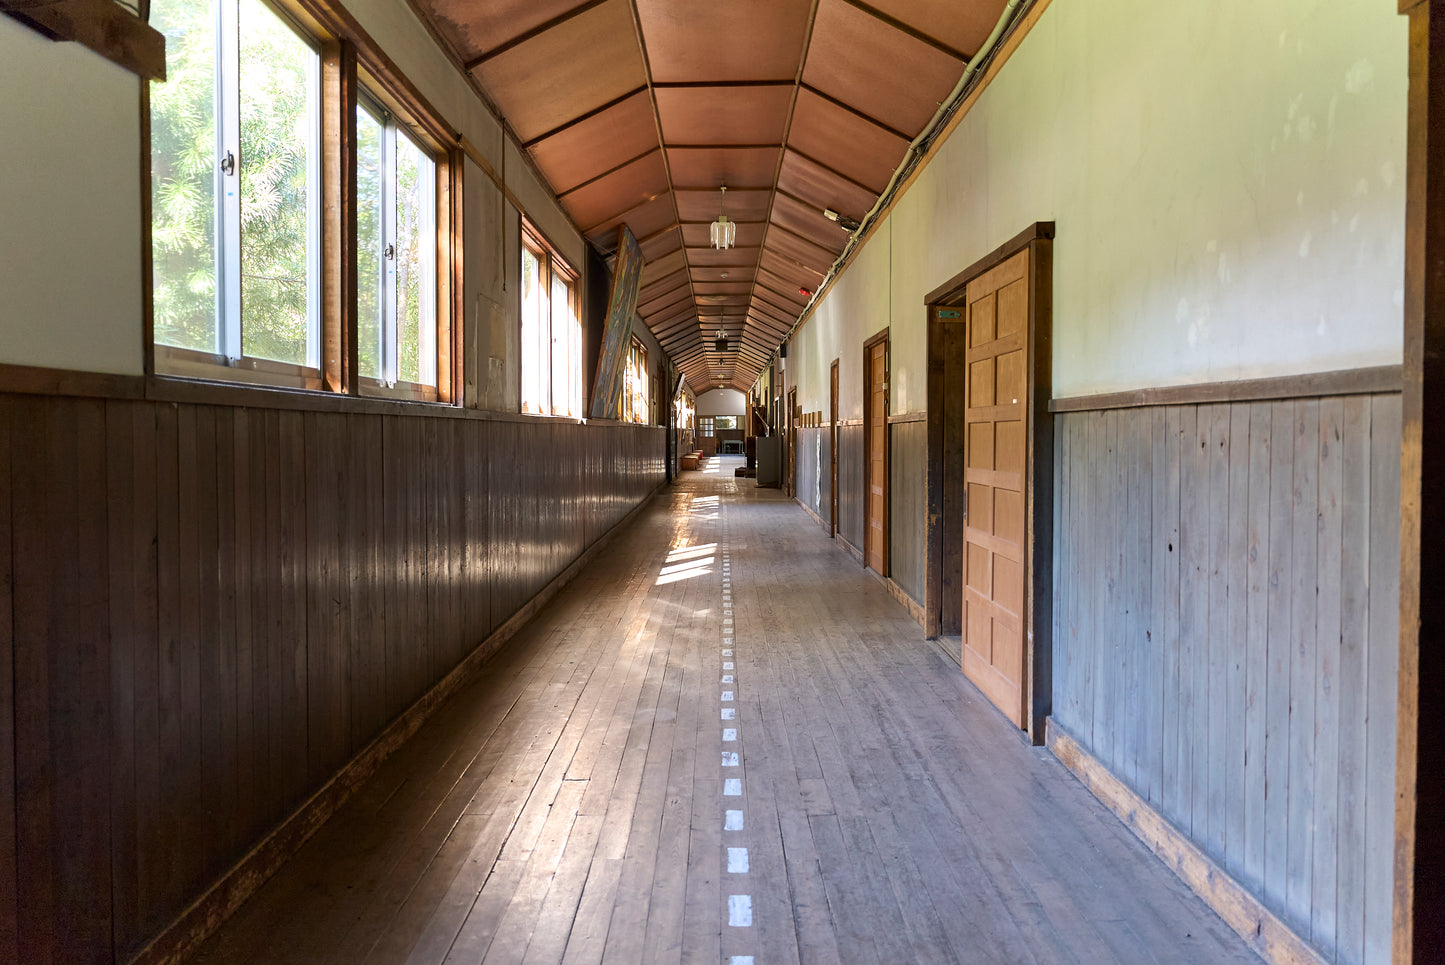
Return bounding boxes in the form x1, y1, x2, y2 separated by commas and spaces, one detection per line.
356, 105, 385, 381
150, 0, 218, 353
395, 129, 435, 386
521, 247, 543, 412
550, 272, 570, 415
238, 0, 316, 365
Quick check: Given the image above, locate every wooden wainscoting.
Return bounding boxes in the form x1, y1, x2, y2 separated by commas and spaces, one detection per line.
1051, 392, 1400, 965
0, 389, 665, 965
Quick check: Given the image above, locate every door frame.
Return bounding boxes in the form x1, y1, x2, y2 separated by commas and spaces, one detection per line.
787, 385, 797, 497
830, 359, 839, 538
863, 327, 890, 574
924, 221, 1054, 742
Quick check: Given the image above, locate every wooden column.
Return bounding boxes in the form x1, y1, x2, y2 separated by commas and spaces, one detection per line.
1398, 0, 1445, 960
321, 38, 358, 395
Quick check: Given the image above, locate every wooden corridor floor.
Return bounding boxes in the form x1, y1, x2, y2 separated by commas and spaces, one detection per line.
190, 456, 1260, 965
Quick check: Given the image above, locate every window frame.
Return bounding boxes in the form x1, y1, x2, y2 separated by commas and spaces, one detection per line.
151, 0, 325, 387
519, 221, 580, 418
145, 0, 463, 405
354, 89, 441, 403
622, 336, 649, 425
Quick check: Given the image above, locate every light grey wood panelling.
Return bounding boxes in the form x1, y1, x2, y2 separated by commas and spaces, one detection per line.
1051, 395, 1400, 965
838, 424, 864, 550
890, 420, 927, 604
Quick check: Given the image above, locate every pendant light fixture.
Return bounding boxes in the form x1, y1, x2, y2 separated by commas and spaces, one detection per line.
710, 185, 736, 250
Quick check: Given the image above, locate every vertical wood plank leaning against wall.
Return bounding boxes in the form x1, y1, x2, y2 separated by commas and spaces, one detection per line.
1051, 392, 1400, 965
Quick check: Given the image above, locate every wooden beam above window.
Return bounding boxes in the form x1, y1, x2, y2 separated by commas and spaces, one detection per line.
2, 0, 166, 79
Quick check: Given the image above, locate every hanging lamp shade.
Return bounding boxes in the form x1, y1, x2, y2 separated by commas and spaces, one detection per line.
710, 185, 735, 249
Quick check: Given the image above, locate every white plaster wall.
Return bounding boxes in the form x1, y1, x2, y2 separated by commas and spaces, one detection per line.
696, 388, 746, 417
788, 0, 1407, 410
0, 19, 145, 375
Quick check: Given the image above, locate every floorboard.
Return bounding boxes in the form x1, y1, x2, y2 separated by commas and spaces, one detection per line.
189, 456, 1261, 965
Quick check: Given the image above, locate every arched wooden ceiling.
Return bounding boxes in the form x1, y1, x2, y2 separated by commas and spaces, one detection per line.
415, 0, 1008, 393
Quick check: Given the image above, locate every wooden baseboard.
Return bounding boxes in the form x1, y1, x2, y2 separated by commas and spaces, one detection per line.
1045, 720, 1328, 965
836, 533, 865, 565
885, 576, 925, 627
797, 497, 830, 534
126, 483, 666, 965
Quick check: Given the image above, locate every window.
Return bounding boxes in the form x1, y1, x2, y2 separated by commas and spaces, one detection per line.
700, 417, 715, 437
520, 227, 580, 416
151, 0, 322, 384
357, 95, 437, 395
623, 337, 649, 424
149, 0, 457, 400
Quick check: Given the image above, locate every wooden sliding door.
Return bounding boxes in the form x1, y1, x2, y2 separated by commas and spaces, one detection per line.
927, 223, 1052, 739
961, 248, 1031, 728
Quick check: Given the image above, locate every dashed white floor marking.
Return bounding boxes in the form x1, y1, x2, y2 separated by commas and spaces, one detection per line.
727, 847, 750, 873
722, 752, 739, 767
725, 810, 744, 830
723, 728, 737, 741
722, 674, 734, 683
730, 958, 755, 965
721, 691, 734, 701
723, 661, 734, 670
721, 708, 735, 720
724, 778, 742, 796
728, 895, 753, 927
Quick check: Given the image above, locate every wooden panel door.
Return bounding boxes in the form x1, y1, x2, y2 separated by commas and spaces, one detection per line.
865, 336, 888, 572
962, 248, 1030, 727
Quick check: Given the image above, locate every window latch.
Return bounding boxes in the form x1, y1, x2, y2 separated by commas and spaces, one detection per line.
220, 151, 235, 176
384, 244, 396, 261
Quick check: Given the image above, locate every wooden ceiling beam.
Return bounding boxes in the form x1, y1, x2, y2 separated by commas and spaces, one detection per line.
521, 85, 650, 149
465, 0, 610, 69
836, 0, 970, 62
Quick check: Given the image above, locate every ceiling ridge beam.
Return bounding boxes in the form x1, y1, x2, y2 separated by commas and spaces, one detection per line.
622, 0, 699, 369
465, 0, 611, 69
652, 79, 795, 89
665, 142, 782, 151
745, 0, 823, 374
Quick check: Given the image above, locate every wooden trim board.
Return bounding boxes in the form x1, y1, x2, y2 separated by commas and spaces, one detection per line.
1047, 720, 1329, 965
924, 221, 1055, 306
1, 0, 165, 79
798, 497, 830, 534
1050, 365, 1403, 413
124, 482, 667, 965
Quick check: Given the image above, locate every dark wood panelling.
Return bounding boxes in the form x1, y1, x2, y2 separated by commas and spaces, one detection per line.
0, 392, 665, 965
889, 420, 926, 604
0, 399, 14, 965
1051, 393, 1401, 965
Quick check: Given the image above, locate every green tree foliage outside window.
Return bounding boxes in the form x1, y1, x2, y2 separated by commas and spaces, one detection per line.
151, 0, 318, 366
